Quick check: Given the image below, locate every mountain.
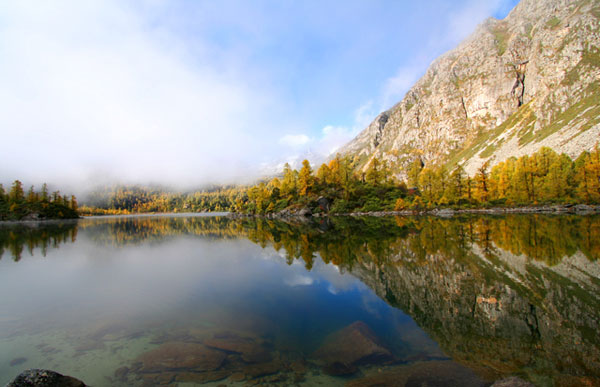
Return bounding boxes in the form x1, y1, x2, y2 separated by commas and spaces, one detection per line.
339, 0, 600, 178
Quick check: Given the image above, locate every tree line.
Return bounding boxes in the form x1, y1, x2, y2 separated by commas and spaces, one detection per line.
403, 145, 600, 209
229, 145, 600, 214
81, 145, 600, 215
0, 180, 79, 220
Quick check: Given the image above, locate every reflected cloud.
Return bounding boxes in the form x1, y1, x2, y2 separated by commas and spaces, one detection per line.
284, 274, 314, 287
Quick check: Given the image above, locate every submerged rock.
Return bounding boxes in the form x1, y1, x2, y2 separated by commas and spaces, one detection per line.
135, 342, 226, 372
312, 321, 392, 371
346, 361, 487, 387
113, 366, 129, 381
491, 376, 535, 387
9, 358, 27, 367
243, 360, 282, 379
322, 361, 358, 376
204, 332, 271, 363
175, 369, 231, 383
7, 369, 86, 387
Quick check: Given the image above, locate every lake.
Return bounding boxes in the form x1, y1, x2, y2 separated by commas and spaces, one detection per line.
0, 214, 599, 386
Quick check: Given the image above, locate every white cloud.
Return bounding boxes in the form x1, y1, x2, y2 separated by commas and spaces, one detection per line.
0, 1, 278, 190
381, 62, 428, 110
279, 134, 311, 148
354, 101, 377, 130
444, 0, 507, 45
316, 125, 357, 156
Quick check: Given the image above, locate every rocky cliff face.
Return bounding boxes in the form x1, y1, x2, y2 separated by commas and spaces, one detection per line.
340, 0, 600, 177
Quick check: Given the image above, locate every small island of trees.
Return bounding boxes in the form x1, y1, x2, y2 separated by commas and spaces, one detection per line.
0, 180, 79, 221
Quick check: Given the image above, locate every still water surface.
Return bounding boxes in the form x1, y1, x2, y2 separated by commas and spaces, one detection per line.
0, 214, 599, 386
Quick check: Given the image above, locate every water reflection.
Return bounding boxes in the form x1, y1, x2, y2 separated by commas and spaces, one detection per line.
0, 221, 78, 262
1, 214, 599, 386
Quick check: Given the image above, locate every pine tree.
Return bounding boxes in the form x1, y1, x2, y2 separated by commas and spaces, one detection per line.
418, 167, 436, 204
316, 164, 331, 186
449, 165, 466, 203
473, 162, 490, 203
9, 180, 25, 204
298, 160, 314, 196
40, 183, 49, 202
433, 166, 448, 203
280, 163, 297, 200
365, 157, 382, 186
70, 195, 78, 211
26, 186, 38, 204
577, 144, 600, 203
408, 158, 423, 188
544, 153, 573, 201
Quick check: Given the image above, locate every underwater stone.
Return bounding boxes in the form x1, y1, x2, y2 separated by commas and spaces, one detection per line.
7, 369, 86, 387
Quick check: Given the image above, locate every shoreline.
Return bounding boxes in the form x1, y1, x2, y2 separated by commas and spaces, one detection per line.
4, 205, 598, 224
228, 204, 600, 219
0, 217, 81, 226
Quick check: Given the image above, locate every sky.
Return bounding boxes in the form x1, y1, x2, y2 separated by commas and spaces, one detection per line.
0, 0, 519, 192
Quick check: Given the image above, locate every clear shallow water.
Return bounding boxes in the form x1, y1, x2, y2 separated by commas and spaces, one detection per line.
0, 214, 599, 386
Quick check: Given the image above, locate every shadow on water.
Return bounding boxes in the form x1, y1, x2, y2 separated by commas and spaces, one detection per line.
1, 214, 599, 386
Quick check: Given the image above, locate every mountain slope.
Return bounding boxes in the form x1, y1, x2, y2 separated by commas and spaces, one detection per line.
340, 0, 600, 178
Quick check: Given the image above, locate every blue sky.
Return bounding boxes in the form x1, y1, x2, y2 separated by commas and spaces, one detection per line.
0, 0, 519, 190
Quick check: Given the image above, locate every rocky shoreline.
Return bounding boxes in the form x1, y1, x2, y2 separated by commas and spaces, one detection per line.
228, 204, 600, 220
0, 217, 81, 225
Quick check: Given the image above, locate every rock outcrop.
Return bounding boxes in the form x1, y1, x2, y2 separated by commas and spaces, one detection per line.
340, 0, 600, 178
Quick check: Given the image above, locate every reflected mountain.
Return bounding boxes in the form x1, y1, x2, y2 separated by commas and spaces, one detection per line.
3, 214, 600, 385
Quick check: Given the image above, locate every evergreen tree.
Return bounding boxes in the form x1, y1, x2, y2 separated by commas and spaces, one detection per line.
40, 183, 49, 202
365, 157, 382, 186
449, 165, 466, 203
316, 164, 331, 186
298, 159, 314, 196
280, 163, 297, 200
408, 158, 423, 188
473, 162, 490, 203
26, 186, 38, 203
418, 167, 436, 204
9, 180, 25, 204
70, 195, 78, 211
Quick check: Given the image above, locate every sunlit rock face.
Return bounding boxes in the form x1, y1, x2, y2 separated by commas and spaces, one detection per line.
340, 0, 600, 178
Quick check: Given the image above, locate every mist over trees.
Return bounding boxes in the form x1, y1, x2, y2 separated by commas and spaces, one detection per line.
80, 145, 600, 216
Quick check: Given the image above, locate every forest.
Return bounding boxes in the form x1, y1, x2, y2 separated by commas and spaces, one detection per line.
0, 180, 79, 221
81, 145, 600, 215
